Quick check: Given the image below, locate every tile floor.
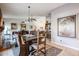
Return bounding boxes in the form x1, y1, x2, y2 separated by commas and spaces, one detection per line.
47, 41, 79, 56
0, 40, 79, 56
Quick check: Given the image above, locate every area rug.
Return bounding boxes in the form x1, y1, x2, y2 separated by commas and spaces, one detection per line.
45, 46, 62, 56
33, 45, 62, 56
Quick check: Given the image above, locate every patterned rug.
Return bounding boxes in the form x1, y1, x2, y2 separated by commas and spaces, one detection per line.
33, 45, 62, 56
46, 46, 62, 56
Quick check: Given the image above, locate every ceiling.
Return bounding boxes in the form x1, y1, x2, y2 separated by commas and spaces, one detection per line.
0, 3, 65, 18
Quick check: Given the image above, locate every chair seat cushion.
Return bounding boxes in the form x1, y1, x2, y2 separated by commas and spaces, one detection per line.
31, 43, 45, 50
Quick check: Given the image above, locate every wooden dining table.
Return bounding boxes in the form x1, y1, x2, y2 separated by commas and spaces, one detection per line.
22, 34, 37, 56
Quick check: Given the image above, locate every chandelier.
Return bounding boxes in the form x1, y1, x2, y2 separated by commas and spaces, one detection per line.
27, 5, 36, 22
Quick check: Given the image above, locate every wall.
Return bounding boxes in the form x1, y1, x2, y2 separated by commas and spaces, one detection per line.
51, 3, 79, 50
34, 17, 46, 30
3, 18, 23, 34
3, 16, 46, 34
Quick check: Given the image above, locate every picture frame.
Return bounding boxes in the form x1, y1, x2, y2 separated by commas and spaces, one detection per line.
11, 23, 17, 30
57, 15, 76, 38
30, 25, 33, 29
21, 23, 26, 30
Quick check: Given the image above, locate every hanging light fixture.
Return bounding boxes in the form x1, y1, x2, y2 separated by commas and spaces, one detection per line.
27, 5, 36, 22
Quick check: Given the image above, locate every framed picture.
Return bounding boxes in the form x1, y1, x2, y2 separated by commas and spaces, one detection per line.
21, 23, 26, 30
30, 25, 33, 29
11, 23, 17, 30
57, 15, 76, 38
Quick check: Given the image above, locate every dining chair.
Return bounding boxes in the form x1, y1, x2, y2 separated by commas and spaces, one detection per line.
18, 34, 27, 56
30, 30, 47, 56
18, 33, 33, 56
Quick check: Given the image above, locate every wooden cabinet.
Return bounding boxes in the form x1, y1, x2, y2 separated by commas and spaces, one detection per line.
0, 8, 4, 48
0, 8, 4, 32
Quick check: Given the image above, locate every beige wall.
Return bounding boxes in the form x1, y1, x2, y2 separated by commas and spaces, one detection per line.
0, 16, 46, 47
3, 16, 46, 34
51, 3, 79, 50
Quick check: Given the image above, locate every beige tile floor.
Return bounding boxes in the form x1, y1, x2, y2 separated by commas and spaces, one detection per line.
1, 40, 79, 56
47, 40, 79, 56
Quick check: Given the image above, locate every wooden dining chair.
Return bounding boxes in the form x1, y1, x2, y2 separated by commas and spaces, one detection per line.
30, 30, 47, 56
18, 34, 33, 56
18, 34, 27, 56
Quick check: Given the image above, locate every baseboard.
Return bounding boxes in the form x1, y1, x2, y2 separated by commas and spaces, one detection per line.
51, 41, 79, 51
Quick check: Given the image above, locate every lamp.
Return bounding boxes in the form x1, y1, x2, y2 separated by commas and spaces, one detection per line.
27, 5, 36, 22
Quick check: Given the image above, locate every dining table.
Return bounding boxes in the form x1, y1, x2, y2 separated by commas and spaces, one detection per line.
22, 34, 37, 56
